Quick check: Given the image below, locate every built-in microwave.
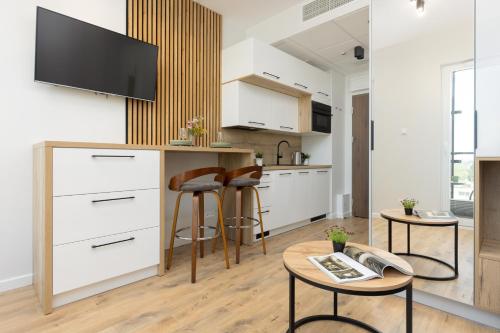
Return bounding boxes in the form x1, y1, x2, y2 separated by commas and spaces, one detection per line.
311, 101, 332, 133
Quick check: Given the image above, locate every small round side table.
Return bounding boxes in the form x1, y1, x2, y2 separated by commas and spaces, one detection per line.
380, 208, 459, 281
283, 241, 414, 333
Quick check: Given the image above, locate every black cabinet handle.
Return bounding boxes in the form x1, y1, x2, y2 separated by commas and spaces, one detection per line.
317, 91, 329, 97
92, 196, 135, 203
317, 170, 328, 173
257, 186, 270, 189
92, 154, 135, 158
91, 237, 135, 249
279, 172, 292, 175
248, 121, 266, 126
280, 126, 294, 130
294, 82, 308, 89
262, 72, 280, 80
299, 171, 310, 174
261, 210, 270, 214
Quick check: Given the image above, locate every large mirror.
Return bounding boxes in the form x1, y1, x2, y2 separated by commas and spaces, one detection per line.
371, 0, 475, 304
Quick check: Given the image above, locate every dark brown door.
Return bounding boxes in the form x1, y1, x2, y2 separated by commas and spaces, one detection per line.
352, 93, 369, 218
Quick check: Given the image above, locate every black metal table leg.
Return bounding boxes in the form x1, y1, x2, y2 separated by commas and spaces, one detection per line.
388, 220, 392, 252
406, 283, 413, 333
333, 292, 338, 317
407, 224, 411, 255
289, 274, 295, 333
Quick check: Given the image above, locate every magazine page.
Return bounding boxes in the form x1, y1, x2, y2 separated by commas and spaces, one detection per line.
343, 246, 413, 276
308, 252, 380, 284
414, 210, 455, 219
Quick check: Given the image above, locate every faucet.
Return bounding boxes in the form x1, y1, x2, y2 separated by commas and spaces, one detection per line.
277, 140, 290, 165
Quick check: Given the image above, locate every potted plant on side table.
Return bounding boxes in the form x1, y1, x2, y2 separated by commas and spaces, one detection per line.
401, 198, 418, 216
255, 152, 264, 166
325, 226, 353, 253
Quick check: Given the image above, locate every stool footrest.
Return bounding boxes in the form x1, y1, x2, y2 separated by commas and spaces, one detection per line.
223, 216, 260, 229
175, 225, 219, 241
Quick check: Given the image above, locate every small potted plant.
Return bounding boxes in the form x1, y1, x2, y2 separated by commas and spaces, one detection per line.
302, 153, 310, 165
255, 152, 264, 166
401, 198, 418, 216
325, 226, 353, 253
187, 116, 207, 146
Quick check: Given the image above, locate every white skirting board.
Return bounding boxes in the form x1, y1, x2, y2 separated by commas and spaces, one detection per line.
0, 273, 33, 293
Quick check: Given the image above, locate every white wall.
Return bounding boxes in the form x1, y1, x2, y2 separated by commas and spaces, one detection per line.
0, 0, 126, 291
372, 24, 473, 212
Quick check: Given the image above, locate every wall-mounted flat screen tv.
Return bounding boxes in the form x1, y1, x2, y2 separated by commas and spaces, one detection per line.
35, 7, 158, 101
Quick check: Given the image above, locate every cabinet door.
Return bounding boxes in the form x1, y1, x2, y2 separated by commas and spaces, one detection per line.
238, 82, 272, 129
271, 93, 299, 133
295, 170, 313, 221
273, 171, 295, 228
311, 169, 331, 217
476, 0, 500, 156
253, 40, 290, 85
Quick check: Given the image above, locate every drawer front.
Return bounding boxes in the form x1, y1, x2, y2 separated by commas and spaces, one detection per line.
53, 227, 159, 295
253, 207, 272, 234
253, 184, 273, 208
53, 189, 160, 246
53, 148, 160, 196
260, 172, 274, 183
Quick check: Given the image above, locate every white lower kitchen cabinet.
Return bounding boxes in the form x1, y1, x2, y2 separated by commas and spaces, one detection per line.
252, 168, 331, 239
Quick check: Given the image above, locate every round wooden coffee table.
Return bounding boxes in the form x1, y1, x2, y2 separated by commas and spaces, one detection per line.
283, 241, 413, 333
380, 208, 459, 281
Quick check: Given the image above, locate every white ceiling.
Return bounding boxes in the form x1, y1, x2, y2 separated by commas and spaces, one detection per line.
372, 0, 474, 50
274, 7, 369, 74
195, 0, 304, 47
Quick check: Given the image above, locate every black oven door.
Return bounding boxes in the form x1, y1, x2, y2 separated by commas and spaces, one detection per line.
312, 101, 332, 133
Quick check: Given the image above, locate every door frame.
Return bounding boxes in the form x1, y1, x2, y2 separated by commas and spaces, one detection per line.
440, 61, 474, 227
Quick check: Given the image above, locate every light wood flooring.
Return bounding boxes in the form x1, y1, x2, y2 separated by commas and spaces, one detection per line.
0, 218, 496, 333
372, 218, 474, 305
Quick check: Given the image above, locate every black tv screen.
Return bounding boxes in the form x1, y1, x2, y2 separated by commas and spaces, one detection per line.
35, 7, 158, 101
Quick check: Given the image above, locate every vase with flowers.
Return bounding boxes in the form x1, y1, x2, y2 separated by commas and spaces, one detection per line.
187, 116, 207, 146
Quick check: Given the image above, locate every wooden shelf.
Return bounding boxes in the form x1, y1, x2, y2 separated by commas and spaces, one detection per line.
479, 239, 500, 261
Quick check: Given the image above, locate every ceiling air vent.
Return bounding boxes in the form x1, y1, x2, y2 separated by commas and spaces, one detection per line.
303, 0, 354, 21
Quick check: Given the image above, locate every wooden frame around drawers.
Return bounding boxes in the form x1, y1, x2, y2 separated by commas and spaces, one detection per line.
33, 144, 166, 315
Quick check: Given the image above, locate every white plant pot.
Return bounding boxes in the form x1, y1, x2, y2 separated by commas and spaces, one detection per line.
256, 158, 263, 166
303, 159, 309, 166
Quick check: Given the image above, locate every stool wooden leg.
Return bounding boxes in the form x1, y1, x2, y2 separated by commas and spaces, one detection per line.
199, 192, 205, 259
191, 193, 199, 283
211, 191, 230, 269
235, 188, 242, 264
167, 192, 184, 270
211, 187, 227, 253
252, 186, 267, 255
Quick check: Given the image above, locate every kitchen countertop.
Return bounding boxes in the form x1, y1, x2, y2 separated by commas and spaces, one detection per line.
262, 165, 332, 171
35, 141, 253, 154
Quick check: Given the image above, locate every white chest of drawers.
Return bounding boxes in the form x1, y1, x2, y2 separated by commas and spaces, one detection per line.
33, 143, 164, 314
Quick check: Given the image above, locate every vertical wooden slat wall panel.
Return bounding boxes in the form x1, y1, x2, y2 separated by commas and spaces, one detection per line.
127, 0, 221, 146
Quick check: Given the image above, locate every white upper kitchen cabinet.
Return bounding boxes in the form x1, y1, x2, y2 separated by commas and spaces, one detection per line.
223, 38, 332, 105
222, 81, 298, 132
476, 0, 500, 156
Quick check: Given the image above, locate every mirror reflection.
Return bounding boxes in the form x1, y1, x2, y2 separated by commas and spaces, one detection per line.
371, 0, 475, 304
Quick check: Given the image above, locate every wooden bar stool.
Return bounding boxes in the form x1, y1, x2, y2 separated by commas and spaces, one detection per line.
212, 166, 267, 264
167, 167, 230, 283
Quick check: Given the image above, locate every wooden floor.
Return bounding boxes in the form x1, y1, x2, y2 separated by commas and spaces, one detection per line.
0, 218, 495, 333
372, 218, 474, 305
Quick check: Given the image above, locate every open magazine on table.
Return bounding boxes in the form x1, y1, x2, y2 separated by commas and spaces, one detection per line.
308, 246, 413, 284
